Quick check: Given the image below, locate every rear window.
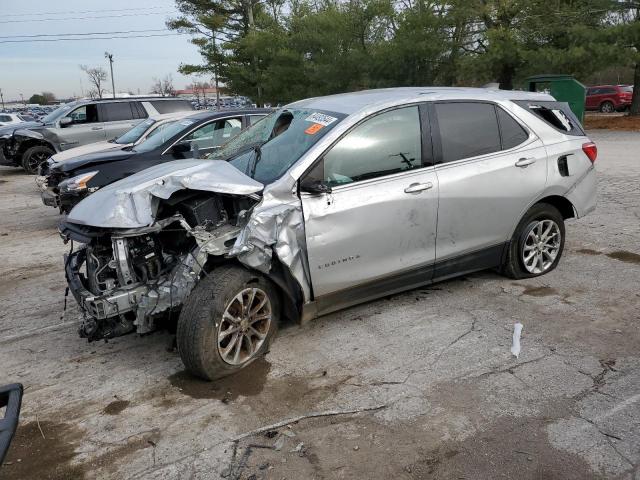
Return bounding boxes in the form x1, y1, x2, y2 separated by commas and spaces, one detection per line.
513, 100, 585, 136
149, 100, 195, 114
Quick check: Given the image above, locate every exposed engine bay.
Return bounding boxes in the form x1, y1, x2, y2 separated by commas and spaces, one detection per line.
62, 191, 257, 340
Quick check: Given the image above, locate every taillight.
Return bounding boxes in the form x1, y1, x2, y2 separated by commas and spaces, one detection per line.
582, 142, 597, 163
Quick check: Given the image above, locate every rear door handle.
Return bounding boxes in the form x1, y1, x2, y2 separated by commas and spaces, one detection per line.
515, 157, 536, 168
404, 182, 433, 194
91, 126, 103, 131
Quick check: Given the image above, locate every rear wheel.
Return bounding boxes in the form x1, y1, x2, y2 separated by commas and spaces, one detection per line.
176, 265, 279, 380
599, 101, 615, 113
501, 203, 565, 279
21, 145, 54, 174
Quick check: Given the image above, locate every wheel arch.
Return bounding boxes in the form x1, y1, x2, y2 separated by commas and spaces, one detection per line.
16, 138, 55, 157
200, 255, 303, 324
533, 195, 576, 220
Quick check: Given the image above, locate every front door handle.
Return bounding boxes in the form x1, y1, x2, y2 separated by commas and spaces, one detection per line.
404, 182, 433, 194
515, 157, 536, 168
91, 126, 103, 131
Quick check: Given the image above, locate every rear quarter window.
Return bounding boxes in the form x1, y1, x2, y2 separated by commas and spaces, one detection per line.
149, 100, 195, 114
513, 100, 585, 136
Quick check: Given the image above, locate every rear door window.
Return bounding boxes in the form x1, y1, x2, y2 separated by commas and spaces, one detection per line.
102, 102, 135, 122
434, 102, 501, 163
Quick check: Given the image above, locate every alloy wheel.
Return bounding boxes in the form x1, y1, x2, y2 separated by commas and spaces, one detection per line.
27, 152, 49, 173
522, 220, 561, 274
217, 287, 272, 365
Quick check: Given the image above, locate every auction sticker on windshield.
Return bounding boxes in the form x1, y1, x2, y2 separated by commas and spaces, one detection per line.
305, 112, 338, 126
305, 123, 324, 135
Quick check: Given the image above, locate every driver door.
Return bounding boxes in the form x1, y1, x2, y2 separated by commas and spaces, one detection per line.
300, 105, 439, 311
54, 103, 106, 150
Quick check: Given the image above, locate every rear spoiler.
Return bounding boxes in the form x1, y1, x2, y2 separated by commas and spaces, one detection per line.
0, 383, 23, 464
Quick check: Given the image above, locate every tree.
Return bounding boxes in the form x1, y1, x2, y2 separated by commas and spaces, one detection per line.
80, 65, 107, 99
151, 74, 176, 96
608, 0, 640, 115
166, 0, 249, 106
27, 92, 56, 105
28, 94, 46, 105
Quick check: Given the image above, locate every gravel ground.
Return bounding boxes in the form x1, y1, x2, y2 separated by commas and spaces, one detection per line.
0, 130, 638, 480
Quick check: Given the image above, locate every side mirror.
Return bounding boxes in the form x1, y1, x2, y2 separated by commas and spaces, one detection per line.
172, 141, 192, 154
59, 117, 73, 128
300, 179, 332, 195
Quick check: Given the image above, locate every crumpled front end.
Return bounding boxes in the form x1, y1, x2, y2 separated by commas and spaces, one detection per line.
229, 189, 311, 302
60, 158, 313, 339
61, 193, 246, 340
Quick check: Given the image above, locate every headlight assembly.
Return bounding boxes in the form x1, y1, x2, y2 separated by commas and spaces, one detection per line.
59, 171, 99, 193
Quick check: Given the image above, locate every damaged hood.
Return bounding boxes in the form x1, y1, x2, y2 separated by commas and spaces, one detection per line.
54, 149, 135, 173
66, 159, 264, 229
0, 122, 43, 137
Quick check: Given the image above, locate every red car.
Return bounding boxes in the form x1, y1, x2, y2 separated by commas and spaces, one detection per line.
586, 85, 633, 113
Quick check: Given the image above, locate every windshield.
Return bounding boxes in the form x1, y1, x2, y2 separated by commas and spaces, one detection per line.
214, 108, 346, 184
115, 119, 156, 144
621, 86, 633, 93
133, 118, 194, 153
41, 103, 76, 124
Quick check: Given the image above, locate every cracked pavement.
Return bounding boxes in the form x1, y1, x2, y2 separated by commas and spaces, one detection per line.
0, 130, 639, 479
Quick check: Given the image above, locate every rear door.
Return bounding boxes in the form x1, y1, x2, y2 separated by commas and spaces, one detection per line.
431, 101, 547, 275
100, 102, 146, 140
301, 104, 439, 306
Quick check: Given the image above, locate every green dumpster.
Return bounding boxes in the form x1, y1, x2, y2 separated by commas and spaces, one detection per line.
525, 74, 586, 124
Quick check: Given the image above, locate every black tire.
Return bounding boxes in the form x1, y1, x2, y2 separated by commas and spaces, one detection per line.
501, 203, 566, 280
21, 145, 54, 174
599, 101, 615, 113
176, 265, 280, 381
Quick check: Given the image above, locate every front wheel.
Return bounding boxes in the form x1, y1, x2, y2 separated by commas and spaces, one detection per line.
176, 265, 279, 380
21, 145, 54, 174
501, 203, 565, 279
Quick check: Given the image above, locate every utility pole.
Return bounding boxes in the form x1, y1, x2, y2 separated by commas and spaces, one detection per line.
105, 52, 116, 98
0, 89, 4, 111
20, 93, 25, 106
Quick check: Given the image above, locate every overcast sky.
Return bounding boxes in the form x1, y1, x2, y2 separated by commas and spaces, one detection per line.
0, 0, 204, 101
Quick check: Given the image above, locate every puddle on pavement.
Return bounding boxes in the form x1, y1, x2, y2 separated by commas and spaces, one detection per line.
519, 285, 557, 297
168, 357, 272, 401
103, 399, 130, 415
576, 248, 602, 255
2, 420, 86, 480
607, 250, 640, 265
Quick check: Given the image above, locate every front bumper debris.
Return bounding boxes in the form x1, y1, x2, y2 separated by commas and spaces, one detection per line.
65, 245, 208, 341
0, 383, 23, 465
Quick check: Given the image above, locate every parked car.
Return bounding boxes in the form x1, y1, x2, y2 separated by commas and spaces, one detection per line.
0, 113, 33, 126
59, 87, 597, 380
0, 383, 23, 465
41, 109, 269, 212
0, 97, 194, 174
586, 85, 633, 112
43, 111, 196, 165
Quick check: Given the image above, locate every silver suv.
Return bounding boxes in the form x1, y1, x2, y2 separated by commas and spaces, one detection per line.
60, 88, 596, 380
0, 97, 194, 173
